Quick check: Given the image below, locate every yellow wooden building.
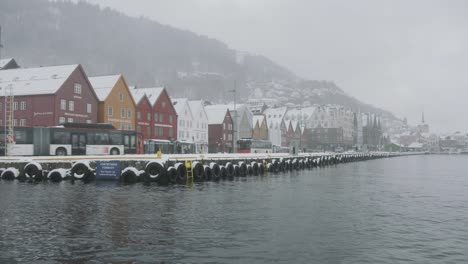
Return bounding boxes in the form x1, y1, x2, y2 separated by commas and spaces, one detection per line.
252, 114, 269, 140
89, 74, 136, 130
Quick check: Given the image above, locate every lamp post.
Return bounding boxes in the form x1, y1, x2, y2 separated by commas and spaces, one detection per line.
228, 82, 237, 152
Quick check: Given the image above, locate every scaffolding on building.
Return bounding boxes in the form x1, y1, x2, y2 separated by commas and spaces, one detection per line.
4, 84, 14, 156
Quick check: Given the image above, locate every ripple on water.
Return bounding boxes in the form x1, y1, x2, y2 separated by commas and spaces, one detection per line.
0, 156, 468, 263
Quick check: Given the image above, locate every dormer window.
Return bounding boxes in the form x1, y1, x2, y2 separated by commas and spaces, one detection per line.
119, 92, 124, 101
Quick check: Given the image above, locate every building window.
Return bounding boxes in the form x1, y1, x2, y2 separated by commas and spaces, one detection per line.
136, 125, 141, 132
86, 120, 91, 124
19, 119, 26, 126
121, 108, 125, 118
147, 113, 151, 121
154, 113, 158, 122
60, 99, 66, 110
120, 123, 125, 130
13, 101, 18, 110
169, 127, 173, 137
74, 83, 82, 94
162, 101, 166, 108
59, 117, 65, 124
127, 124, 132, 130
20, 101, 26, 110
13, 119, 17, 126
108, 106, 113, 116
68, 118, 73, 123
169, 115, 173, 124
68, 101, 74, 111
146, 126, 151, 136
87, 103, 92, 113
0, 102, 2, 112
159, 113, 163, 123
0, 120, 2, 125
127, 109, 131, 119
137, 112, 141, 120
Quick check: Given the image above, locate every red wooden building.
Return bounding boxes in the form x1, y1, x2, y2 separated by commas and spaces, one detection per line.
130, 87, 177, 141
205, 105, 233, 153
0, 64, 98, 127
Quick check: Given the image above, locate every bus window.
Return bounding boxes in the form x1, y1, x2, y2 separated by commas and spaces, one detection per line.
52, 131, 70, 144
110, 133, 122, 145
15, 129, 33, 144
94, 132, 109, 144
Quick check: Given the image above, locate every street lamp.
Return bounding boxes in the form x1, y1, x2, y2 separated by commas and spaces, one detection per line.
228, 85, 237, 152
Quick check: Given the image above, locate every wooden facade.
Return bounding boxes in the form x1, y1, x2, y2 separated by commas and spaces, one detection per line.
131, 87, 178, 141
252, 115, 269, 140
206, 106, 233, 153
0, 64, 98, 127
90, 74, 136, 130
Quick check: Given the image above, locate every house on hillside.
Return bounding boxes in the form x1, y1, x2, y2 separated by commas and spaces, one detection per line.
252, 115, 269, 140
0, 58, 19, 70
188, 100, 209, 153
172, 98, 193, 143
130, 87, 177, 141
205, 105, 233, 153
0, 64, 98, 127
89, 74, 136, 130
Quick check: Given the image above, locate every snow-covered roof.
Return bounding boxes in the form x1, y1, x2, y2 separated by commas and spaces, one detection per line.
205, 105, 229, 124
263, 106, 288, 123
130, 87, 164, 106
291, 120, 299, 132
0, 58, 14, 69
88, 74, 121, 101
0, 64, 78, 96
408, 142, 423, 148
171, 98, 189, 115
253, 115, 265, 128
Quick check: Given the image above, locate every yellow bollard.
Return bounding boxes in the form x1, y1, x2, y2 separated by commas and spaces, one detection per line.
156, 150, 162, 159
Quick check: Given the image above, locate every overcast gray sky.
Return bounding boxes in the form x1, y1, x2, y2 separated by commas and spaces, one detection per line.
87, 0, 468, 133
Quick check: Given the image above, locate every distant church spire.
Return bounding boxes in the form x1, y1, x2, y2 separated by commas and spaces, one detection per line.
422, 111, 425, 124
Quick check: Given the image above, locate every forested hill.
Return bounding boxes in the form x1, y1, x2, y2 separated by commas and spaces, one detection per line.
0, 0, 396, 119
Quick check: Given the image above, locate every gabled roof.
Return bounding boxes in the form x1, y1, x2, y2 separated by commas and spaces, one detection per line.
253, 115, 266, 128
0, 64, 79, 96
264, 107, 288, 122
88, 74, 121, 101
130, 86, 164, 106
205, 105, 230, 124
171, 98, 189, 115
0, 58, 19, 70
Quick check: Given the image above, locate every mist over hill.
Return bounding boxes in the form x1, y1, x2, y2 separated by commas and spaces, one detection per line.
0, 0, 396, 119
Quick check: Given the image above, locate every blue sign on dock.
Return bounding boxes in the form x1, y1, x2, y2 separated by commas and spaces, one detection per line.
95, 161, 121, 180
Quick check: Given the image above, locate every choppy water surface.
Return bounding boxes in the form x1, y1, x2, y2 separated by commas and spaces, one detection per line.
1, 155, 468, 263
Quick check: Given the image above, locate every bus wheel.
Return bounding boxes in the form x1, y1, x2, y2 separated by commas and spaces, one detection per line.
56, 148, 67, 156
110, 148, 120, 155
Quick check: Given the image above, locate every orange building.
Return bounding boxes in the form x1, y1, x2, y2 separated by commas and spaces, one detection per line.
89, 74, 136, 130
252, 114, 269, 140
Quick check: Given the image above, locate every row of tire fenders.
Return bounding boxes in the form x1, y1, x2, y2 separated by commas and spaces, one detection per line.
0, 154, 390, 184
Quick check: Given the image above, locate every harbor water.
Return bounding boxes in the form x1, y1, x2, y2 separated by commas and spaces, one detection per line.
1, 155, 467, 263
